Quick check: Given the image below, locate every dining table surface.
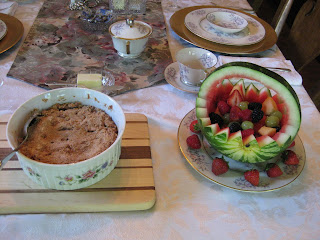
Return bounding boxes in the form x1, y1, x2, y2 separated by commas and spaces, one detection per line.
0, 0, 320, 239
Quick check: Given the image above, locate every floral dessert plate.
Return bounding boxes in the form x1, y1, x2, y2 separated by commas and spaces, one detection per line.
164, 62, 199, 94
178, 109, 306, 192
184, 8, 266, 46
0, 19, 7, 41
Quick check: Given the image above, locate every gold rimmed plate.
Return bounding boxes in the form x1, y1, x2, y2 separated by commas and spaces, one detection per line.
170, 6, 277, 55
178, 109, 306, 192
0, 13, 24, 54
185, 8, 266, 46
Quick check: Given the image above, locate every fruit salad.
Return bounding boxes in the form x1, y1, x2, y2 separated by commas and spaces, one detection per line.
196, 62, 301, 163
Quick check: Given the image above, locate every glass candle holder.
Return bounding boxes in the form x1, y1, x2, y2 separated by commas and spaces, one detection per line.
109, 0, 146, 14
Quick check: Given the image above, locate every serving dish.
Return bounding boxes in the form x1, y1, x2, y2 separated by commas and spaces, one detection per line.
6, 88, 126, 190
178, 109, 306, 192
0, 13, 24, 54
185, 8, 265, 46
170, 6, 277, 54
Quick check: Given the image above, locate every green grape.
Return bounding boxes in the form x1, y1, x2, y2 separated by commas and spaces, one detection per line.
239, 101, 249, 110
265, 116, 280, 127
270, 110, 283, 120
223, 113, 230, 124
241, 121, 254, 130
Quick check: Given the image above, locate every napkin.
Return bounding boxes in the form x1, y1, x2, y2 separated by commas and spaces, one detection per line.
217, 56, 303, 86
0, 1, 18, 16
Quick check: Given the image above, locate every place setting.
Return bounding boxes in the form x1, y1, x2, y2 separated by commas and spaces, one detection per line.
169, 5, 277, 54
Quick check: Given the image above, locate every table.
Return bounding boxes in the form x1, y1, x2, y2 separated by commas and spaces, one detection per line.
0, 0, 320, 239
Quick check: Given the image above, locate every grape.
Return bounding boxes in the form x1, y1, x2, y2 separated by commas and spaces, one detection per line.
239, 101, 249, 110
223, 113, 230, 124
241, 121, 254, 130
265, 116, 280, 127
270, 110, 282, 120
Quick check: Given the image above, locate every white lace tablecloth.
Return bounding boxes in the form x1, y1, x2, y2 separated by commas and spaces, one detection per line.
0, 1, 320, 239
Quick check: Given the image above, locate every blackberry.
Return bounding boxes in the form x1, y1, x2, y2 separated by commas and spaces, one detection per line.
228, 122, 241, 133
209, 112, 223, 128
248, 102, 262, 111
251, 109, 264, 123
273, 126, 281, 132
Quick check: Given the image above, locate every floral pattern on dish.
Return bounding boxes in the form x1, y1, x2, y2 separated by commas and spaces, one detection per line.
185, 8, 266, 46
164, 62, 199, 94
178, 109, 306, 192
0, 19, 7, 41
57, 160, 112, 186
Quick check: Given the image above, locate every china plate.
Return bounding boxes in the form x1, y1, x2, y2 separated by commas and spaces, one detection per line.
0, 13, 24, 54
178, 109, 306, 192
164, 62, 199, 94
0, 19, 7, 41
170, 6, 277, 55
185, 8, 265, 46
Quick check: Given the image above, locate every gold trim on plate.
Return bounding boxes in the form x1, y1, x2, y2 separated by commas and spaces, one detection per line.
170, 6, 277, 55
0, 13, 24, 55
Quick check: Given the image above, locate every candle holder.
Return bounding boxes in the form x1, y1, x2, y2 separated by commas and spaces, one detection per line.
109, 0, 146, 14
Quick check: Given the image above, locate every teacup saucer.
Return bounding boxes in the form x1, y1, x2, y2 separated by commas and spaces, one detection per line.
164, 62, 200, 94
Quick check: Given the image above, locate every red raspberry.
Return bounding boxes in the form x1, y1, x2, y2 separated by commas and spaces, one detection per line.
240, 109, 252, 121
253, 122, 264, 135
241, 129, 254, 139
186, 134, 201, 149
282, 150, 299, 165
212, 157, 229, 176
189, 120, 200, 133
229, 106, 242, 122
266, 163, 283, 178
244, 169, 259, 186
217, 101, 230, 115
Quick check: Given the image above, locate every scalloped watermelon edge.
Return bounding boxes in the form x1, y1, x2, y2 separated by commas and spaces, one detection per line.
196, 62, 301, 163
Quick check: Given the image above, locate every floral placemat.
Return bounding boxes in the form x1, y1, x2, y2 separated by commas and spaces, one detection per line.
7, 0, 172, 96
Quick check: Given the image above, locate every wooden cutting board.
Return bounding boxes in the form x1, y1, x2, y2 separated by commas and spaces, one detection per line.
0, 113, 155, 214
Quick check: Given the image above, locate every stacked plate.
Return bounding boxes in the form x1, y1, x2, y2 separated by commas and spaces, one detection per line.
0, 13, 24, 54
170, 6, 277, 55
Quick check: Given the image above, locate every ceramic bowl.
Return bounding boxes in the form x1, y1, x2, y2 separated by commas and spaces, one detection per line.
6, 88, 126, 190
206, 11, 248, 33
109, 19, 152, 58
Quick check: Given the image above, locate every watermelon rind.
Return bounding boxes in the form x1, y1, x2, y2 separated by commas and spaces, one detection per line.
196, 62, 301, 163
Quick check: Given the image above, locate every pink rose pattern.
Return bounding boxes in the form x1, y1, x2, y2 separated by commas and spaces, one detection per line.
8, 0, 171, 97
57, 160, 112, 186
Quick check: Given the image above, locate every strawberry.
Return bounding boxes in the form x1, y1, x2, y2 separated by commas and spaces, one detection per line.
288, 141, 295, 148
239, 109, 252, 121
186, 134, 201, 149
266, 163, 283, 177
217, 101, 230, 115
244, 169, 259, 186
241, 129, 254, 139
189, 120, 200, 133
282, 150, 299, 165
227, 89, 243, 107
212, 157, 229, 176
229, 106, 242, 122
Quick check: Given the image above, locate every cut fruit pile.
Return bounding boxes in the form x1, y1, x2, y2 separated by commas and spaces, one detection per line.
196, 62, 301, 163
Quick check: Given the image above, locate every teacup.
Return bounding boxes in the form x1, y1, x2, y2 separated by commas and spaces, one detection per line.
109, 19, 152, 58
176, 48, 217, 86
